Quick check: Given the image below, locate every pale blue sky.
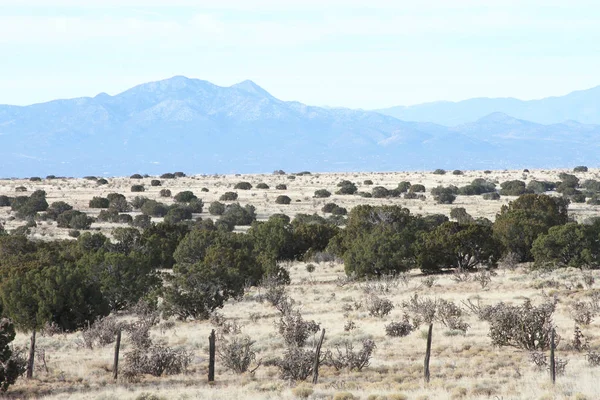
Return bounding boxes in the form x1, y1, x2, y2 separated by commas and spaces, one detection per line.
1, 0, 599, 108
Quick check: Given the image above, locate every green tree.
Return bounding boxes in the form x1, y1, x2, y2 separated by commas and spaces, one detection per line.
493, 194, 570, 261
174, 191, 197, 203
499, 180, 529, 196
89, 197, 109, 209
139, 222, 190, 269
164, 230, 262, 319
416, 222, 501, 273
209, 201, 226, 215
0, 318, 26, 391
531, 222, 599, 269
313, 189, 331, 198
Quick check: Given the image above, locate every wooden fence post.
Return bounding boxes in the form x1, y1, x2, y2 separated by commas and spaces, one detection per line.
424, 323, 433, 384
208, 329, 216, 382
550, 328, 556, 384
312, 329, 326, 384
27, 330, 36, 379
113, 329, 122, 380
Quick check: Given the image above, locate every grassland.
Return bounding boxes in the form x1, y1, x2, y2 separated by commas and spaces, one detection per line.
1, 168, 599, 400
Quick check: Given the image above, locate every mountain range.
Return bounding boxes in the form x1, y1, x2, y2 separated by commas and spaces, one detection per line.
0, 76, 599, 177
377, 86, 600, 126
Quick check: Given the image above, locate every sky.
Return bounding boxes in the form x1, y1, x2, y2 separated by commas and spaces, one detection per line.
1, 0, 599, 109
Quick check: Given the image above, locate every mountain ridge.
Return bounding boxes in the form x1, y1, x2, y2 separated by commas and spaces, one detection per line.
0, 76, 599, 177
377, 85, 600, 126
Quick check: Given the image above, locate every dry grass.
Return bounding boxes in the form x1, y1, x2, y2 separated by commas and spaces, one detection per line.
2, 168, 600, 399
4, 263, 600, 400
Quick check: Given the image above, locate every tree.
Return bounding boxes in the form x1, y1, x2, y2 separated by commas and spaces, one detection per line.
220, 192, 238, 201
334, 205, 423, 277
221, 203, 256, 226
234, 182, 252, 190
416, 222, 501, 273
56, 210, 93, 229
0, 264, 109, 377
531, 222, 599, 269
0, 318, 25, 391
313, 189, 331, 198
164, 206, 193, 224
247, 219, 298, 263
431, 186, 456, 204
141, 200, 169, 217
107, 193, 131, 212
336, 180, 357, 195
163, 231, 262, 319
397, 181, 411, 193
499, 180, 529, 196
450, 207, 474, 224
139, 222, 190, 269
174, 191, 197, 203
78, 251, 160, 311
493, 194, 570, 262
371, 186, 390, 198
209, 201, 225, 215
89, 197, 109, 208
275, 195, 292, 204
409, 184, 426, 193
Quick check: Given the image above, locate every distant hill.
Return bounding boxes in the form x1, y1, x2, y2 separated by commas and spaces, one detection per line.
0, 76, 598, 177
377, 86, 600, 126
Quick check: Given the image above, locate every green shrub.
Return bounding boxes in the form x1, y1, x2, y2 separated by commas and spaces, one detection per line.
409, 184, 426, 193
159, 189, 172, 197
96, 178, 108, 185
397, 181, 411, 193
276, 195, 292, 205
483, 192, 500, 200
209, 201, 226, 215
150, 180, 161, 186
141, 200, 169, 217
107, 193, 131, 212
372, 186, 389, 198
276, 184, 287, 190
89, 197, 110, 209
336, 180, 357, 195
363, 179, 373, 185
452, 170, 463, 175
133, 214, 152, 229
574, 166, 588, 172
433, 169, 446, 175
130, 196, 149, 209
160, 173, 176, 179
234, 182, 252, 190
220, 192, 238, 201
314, 189, 331, 198
164, 206, 193, 224
130, 174, 143, 179
174, 191, 197, 203
322, 203, 338, 213
57, 210, 93, 229
131, 185, 145, 193
256, 183, 269, 189
499, 180, 528, 196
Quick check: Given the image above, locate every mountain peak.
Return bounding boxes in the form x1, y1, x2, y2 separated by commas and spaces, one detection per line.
475, 112, 521, 124
231, 80, 274, 99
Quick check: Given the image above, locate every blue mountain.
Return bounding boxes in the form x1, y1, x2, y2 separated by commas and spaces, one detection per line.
377, 86, 600, 126
0, 76, 598, 177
